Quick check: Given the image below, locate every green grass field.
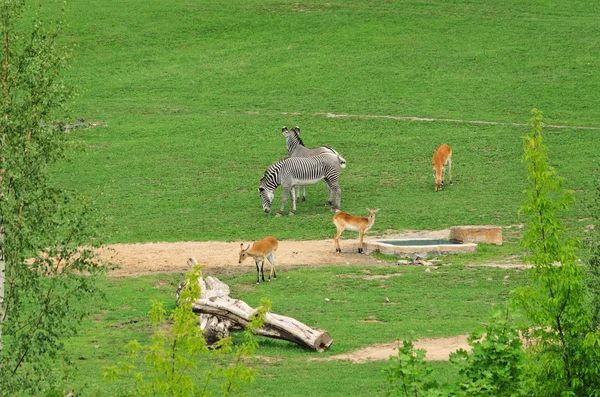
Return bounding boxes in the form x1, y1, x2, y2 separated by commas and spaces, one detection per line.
69, 264, 529, 396
39, 0, 600, 394
53, 0, 600, 244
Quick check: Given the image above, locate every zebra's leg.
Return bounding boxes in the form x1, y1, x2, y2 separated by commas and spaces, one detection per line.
276, 186, 292, 217
289, 186, 296, 216
332, 183, 342, 211
266, 252, 276, 280
448, 158, 453, 185
325, 184, 333, 207
302, 186, 307, 202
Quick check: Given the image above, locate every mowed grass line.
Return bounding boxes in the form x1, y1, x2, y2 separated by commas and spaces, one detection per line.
68, 264, 529, 395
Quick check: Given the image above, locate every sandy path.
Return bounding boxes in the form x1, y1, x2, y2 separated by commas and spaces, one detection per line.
98, 230, 451, 277
311, 335, 471, 363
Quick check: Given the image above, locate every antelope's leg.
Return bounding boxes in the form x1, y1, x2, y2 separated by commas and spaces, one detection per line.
266, 252, 276, 280
254, 259, 261, 284
334, 226, 344, 253
448, 158, 452, 184
260, 258, 265, 282
358, 230, 364, 253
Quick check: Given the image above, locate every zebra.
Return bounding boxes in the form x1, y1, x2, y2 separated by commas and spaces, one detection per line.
281, 126, 344, 202
259, 152, 346, 217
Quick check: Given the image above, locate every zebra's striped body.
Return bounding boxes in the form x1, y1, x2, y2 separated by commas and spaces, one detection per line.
259, 153, 346, 216
281, 126, 344, 202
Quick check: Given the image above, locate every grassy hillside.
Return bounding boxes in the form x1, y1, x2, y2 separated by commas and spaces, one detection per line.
51, 0, 600, 244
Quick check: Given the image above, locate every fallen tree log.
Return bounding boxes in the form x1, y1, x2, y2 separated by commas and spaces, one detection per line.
180, 263, 333, 352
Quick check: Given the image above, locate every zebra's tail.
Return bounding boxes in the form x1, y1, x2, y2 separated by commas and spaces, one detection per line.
323, 146, 346, 168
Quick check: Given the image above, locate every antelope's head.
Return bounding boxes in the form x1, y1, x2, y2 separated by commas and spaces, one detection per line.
238, 243, 250, 263
258, 179, 274, 213
366, 208, 380, 220
434, 168, 444, 192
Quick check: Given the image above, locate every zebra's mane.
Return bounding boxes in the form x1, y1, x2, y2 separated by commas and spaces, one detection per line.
294, 131, 305, 147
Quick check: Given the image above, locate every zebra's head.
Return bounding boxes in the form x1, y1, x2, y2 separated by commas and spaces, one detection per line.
258, 179, 274, 213
281, 125, 304, 147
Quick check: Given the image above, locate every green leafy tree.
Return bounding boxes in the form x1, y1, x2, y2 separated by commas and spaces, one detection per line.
583, 170, 600, 326
514, 108, 600, 396
385, 307, 526, 397
384, 338, 443, 397
0, 1, 108, 395
104, 265, 266, 396
449, 306, 525, 397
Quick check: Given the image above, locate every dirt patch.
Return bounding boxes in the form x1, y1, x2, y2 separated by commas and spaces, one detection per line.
98, 239, 389, 277
95, 229, 526, 277
312, 335, 470, 363
96, 230, 450, 277
337, 273, 402, 280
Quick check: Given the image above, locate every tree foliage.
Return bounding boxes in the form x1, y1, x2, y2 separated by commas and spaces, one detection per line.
514, 108, 600, 397
104, 265, 266, 397
583, 169, 600, 327
385, 306, 526, 397
0, 0, 108, 395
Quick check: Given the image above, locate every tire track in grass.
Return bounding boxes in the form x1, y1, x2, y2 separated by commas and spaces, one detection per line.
269, 111, 600, 131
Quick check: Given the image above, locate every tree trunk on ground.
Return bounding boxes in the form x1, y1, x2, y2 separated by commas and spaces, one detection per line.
181, 265, 333, 352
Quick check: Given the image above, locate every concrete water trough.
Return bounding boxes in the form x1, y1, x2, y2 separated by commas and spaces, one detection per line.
364, 226, 502, 258
365, 238, 478, 257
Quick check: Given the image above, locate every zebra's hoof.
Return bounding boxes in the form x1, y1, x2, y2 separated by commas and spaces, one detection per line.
275, 212, 282, 218
450, 181, 453, 185
325, 201, 333, 207
288, 212, 295, 216
302, 197, 306, 202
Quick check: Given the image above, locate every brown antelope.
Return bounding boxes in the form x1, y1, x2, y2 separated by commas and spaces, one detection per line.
432, 144, 452, 192
333, 208, 380, 254
238, 236, 279, 284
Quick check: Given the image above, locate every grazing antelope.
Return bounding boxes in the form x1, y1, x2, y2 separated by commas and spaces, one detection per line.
238, 236, 279, 284
333, 208, 380, 254
432, 144, 452, 192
